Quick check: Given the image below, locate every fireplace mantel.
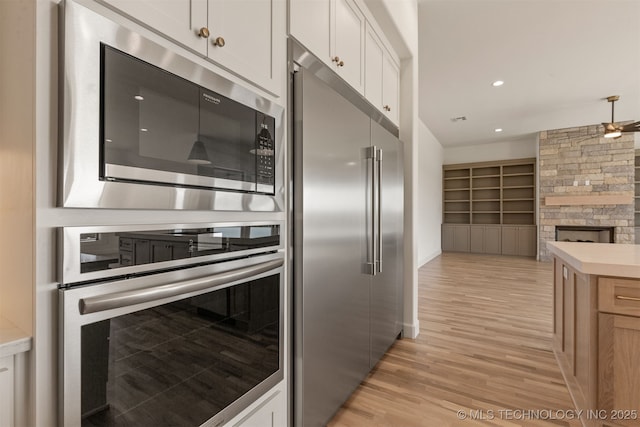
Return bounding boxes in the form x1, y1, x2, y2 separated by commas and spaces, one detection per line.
544, 194, 633, 206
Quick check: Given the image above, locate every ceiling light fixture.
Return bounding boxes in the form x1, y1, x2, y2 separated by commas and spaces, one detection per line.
140, 128, 148, 132
603, 95, 623, 139
494, 128, 503, 132
492, 80, 504, 87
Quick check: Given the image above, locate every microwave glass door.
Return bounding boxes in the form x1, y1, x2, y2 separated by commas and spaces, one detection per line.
77, 273, 280, 426
101, 45, 275, 194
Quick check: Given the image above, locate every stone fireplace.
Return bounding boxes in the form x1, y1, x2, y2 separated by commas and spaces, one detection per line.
538, 125, 635, 261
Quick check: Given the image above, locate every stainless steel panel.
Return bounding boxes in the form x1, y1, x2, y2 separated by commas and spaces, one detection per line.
79, 258, 283, 314
104, 164, 256, 193
60, 221, 284, 284
370, 120, 404, 364
60, 252, 284, 427
60, 0, 284, 210
294, 69, 371, 427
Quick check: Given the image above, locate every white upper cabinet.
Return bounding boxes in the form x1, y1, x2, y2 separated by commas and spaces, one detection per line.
207, 0, 275, 91
101, 0, 209, 53
332, 0, 365, 93
101, 0, 281, 94
289, 0, 364, 94
289, 0, 331, 65
382, 51, 399, 125
364, 24, 383, 111
290, 0, 399, 124
365, 23, 399, 126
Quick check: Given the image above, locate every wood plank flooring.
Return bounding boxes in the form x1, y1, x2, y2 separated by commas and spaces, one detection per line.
328, 253, 579, 427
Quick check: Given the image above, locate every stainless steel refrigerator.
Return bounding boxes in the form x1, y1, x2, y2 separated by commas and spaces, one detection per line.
293, 45, 404, 427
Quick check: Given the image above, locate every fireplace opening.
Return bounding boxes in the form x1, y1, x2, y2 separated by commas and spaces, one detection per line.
555, 226, 615, 243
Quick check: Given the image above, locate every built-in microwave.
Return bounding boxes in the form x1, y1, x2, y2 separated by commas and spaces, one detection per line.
59, 0, 284, 211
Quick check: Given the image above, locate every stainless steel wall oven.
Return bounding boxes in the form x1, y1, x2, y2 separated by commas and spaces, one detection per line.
60, 0, 284, 210
59, 222, 284, 427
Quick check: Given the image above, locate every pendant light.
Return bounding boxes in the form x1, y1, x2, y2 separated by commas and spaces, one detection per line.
187, 106, 211, 164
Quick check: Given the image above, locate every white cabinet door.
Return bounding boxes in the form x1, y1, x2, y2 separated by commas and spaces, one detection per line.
289, 0, 331, 66
364, 24, 383, 110
233, 391, 284, 427
207, 0, 275, 91
0, 356, 13, 427
382, 52, 399, 125
102, 0, 208, 54
332, 0, 364, 94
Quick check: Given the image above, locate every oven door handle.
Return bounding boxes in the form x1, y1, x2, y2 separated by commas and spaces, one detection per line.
79, 258, 283, 315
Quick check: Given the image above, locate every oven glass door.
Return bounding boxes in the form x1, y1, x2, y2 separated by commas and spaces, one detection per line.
101, 44, 276, 194
61, 256, 283, 427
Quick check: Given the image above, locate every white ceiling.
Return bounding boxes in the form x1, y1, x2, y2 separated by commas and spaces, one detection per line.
417, 0, 640, 147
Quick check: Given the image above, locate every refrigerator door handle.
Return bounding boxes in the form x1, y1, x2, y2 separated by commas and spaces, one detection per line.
366, 146, 378, 276
376, 148, 383, 274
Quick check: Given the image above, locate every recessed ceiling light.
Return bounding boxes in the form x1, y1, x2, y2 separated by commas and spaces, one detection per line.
495, 128, 503, 132
134, 95, 144, 101
105, 138, 113, 143
492, 80, 504, 87
140, 128, 148, 132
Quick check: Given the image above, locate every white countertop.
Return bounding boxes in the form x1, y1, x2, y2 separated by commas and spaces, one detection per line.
547, 242, 640, 279
0, 317, 31, 358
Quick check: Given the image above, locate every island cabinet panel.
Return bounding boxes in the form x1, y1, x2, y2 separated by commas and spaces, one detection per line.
552, 251, 640, 427
599, 314, 640, 427
553, 258, 563, 347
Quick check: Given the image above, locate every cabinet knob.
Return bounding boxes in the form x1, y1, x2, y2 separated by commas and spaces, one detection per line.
384, 105, 391, 112
332, 56, 341, 63
198, 27, 210, 38
213, 36, 226, 47
338, 60, 344, 67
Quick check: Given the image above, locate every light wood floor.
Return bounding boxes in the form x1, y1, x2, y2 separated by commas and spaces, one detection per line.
328, 253, 580, 427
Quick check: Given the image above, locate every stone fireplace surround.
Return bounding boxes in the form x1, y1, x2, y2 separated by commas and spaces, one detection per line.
538, 125, 635, 261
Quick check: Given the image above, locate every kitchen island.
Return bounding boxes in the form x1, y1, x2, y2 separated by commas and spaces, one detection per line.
548, 242, 640, 427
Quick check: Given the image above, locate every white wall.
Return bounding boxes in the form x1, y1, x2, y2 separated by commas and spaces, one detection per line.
417, 120, 443, 266
443, 137, 537, 165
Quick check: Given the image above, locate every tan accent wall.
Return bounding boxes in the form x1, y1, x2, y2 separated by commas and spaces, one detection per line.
0, 0, 35, 335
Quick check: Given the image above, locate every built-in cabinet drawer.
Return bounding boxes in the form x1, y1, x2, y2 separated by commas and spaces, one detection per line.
500, 226, 536, 257
469, 225, 501, 254
441, 224, 470, 252
599, 277, 640, 317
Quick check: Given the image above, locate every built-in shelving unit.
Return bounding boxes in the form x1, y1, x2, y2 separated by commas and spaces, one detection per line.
442, 158, 537, 256
443, 159, 535, 226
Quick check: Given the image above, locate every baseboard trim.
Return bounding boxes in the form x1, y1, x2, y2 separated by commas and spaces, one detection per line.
419, 250, 441, 268
402, 320, 420, 339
